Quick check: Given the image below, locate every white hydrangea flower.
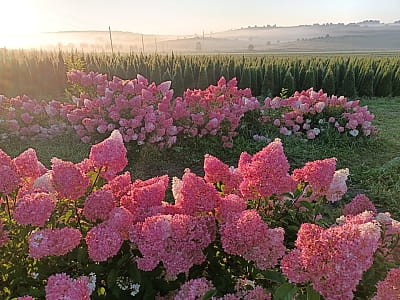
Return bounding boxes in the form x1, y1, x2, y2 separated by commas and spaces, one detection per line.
349, 129, 359, 137
130, 283, 140, 296
87, 272, 96, 295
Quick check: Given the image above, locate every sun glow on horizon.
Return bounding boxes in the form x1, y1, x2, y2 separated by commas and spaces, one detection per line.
0, 1, 45, 48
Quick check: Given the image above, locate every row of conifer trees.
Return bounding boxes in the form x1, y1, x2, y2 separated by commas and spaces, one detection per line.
1, 48, 399, 99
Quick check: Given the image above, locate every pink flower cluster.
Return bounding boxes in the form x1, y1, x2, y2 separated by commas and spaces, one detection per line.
204, 154, 242, 194
0, 94, 71, 141
89, 129, 128, 176
343, 194, 377, 216
13, 192, 55, 227
13, 148, 43, 179
85, 222, 123, 262
281, 214, 381, 300
172, 77, 260, 147
174, 277, 214, 300
51, 157, 90, 200
262, 88, 377, 139
129, 214, 216, 276
238, 138, 296, 199
83, 189, 115, 222
292, 158, 337, 197
2, 130, 387, 298
221, 209, 285, 270
325, 168, 349, 202
173, 278, 271, 300
175, 170, 221, 215
29, 227, 82, 259
374, 212, 400, 262
120, 175, 169, 222
0, 149, 20, 194
66, 70, 179, 147
45, 273, 90, 300
212, 284, 271, 300
372, 267, 400, 300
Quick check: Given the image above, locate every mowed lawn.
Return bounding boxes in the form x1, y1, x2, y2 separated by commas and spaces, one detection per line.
2, 97, 400, 217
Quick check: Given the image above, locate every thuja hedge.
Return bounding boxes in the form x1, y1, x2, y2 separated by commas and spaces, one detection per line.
1, 49, 400, 99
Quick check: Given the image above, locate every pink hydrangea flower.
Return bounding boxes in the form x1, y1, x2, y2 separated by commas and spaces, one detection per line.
13, 148, 41, 179
281, 218, 381, 300
89, 130, 128, 174
204, 154, 242, 194
103, 171, 131, 200
130, 214, 216, 276
243, 286, 271, 300
120, 175, 169, 222
29, 228, 82, 259
18, 296, 34, 300
343, 194, 377, 216
13, 192, 55, 227
51, 158, 90, 200
107, 206, 134, 238
45, 273, 90, 300
239, 139, 296, 199
221, 210, 285, 270
33, 171, 56, 193
216, 194, 247, 223
174, 278, 214, 300
374, 212, 400, 262
86, 223, 123, 262
0, 149, 20, 194
175, 170, 221, 215
325, 168, 349, 202
372, 267, 400, 300
83, 189, 115, 222
292, 158, 336, 196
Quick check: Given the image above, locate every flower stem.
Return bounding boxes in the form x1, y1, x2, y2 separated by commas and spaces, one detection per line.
89, 166, 103, 194
4, 194, 12, 220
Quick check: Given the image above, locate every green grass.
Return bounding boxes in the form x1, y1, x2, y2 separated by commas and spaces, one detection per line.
2, 97, 400, 217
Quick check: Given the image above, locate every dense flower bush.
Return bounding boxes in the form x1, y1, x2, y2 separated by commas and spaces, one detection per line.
0, 132, 396, 299
0, 95, 71, 141
65, 71, 259, 148
1, 73, 378, 147
171, 77, 260, 147
261, 88, 378, 139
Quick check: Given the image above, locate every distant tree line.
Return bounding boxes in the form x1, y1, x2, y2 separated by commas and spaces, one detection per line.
1, 48, 400, 99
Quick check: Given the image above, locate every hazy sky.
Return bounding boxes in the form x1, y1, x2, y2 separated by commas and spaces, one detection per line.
2, 0, 400, 35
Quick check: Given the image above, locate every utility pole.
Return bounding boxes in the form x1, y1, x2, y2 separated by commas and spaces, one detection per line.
108, 26, 114, 54
141, 34, 145, 53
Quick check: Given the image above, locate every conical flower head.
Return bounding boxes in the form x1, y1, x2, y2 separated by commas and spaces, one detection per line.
89, 130, 128, 174
239, 139, 296, 199
0, 149, 20, 194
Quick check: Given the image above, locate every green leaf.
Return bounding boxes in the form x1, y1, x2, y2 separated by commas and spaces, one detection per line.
306, 286, 321, 300
259, 270, 287, 283
106, 268, 118, 288
299, 201, 314, 210
273, 283, 298, 300
202, 289, 218, 300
